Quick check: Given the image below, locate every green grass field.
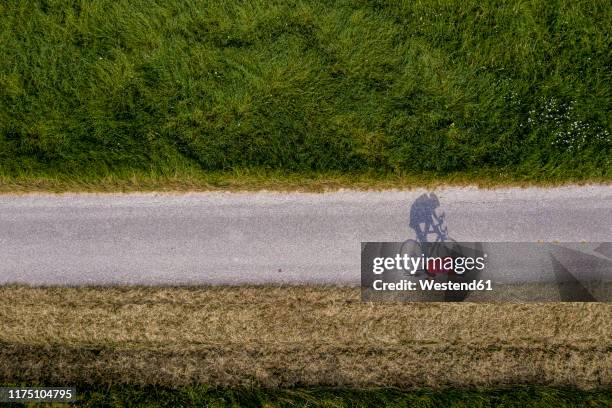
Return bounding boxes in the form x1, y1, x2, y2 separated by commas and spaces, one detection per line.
1, 0, 610, 188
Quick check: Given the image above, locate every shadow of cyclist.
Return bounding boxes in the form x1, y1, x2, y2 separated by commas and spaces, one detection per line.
408, 192, 484, 301
409, 192, 445, 242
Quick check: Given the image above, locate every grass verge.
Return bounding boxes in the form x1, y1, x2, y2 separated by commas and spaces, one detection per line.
2, 384, 611, 407
1, 286, 610, 390
1, 169, 610, 194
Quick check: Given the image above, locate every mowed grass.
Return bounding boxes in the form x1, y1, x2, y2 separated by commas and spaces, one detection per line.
1, 0, 611, 189
1, 286, 610, 390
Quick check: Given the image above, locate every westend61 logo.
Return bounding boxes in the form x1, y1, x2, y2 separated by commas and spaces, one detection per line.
361, 193, 612, 302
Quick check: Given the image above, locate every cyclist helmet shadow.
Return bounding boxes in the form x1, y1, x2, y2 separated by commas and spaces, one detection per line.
409, 192, 449, 242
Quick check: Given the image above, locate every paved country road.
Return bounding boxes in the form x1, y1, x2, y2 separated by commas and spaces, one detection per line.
0, 186, 610, 285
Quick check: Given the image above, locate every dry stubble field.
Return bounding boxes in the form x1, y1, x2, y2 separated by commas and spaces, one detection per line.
0, 286, 610, 389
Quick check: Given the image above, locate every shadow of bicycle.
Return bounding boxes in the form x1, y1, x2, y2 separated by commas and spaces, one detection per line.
401, 192, 484, 301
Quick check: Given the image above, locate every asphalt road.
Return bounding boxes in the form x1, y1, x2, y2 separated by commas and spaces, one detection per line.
0, 186, 610, 285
